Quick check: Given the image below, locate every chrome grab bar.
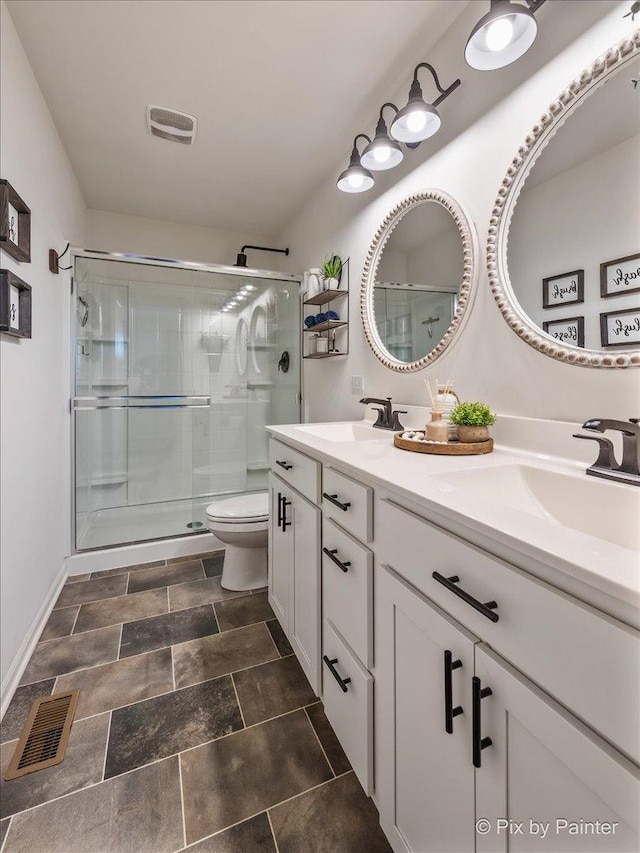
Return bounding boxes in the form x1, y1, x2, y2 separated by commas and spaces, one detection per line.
72, 395, 211, 410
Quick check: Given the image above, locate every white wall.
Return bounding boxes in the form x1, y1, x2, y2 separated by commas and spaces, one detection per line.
86, 209, 287, 271
1, 2, 86, 687
510, 135, 639, 345
278, 5, 639, 424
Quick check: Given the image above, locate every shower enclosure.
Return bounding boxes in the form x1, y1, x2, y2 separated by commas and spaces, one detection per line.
72, 252, 301, 551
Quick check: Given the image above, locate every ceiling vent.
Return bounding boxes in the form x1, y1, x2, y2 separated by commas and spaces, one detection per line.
146, 105, 197, 145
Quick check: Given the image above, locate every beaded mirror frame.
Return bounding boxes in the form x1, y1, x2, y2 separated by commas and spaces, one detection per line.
487, 30, 640, 369
360, 189, 479, 373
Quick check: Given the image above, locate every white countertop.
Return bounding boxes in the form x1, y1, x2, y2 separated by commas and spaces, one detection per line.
267, 416, 640, 622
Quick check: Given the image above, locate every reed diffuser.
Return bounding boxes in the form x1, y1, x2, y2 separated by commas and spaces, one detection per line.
424, 378, 452, 443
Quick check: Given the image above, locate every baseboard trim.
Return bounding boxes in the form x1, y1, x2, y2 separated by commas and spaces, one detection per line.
0, 562, 67, 719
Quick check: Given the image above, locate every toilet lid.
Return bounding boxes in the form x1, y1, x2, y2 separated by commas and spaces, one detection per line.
206, 491, 269, 522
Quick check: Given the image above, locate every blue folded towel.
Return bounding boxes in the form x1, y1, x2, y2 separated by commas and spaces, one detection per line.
315, 313, 327, 323
326, 310, 339, 321
304, 315, 317, 327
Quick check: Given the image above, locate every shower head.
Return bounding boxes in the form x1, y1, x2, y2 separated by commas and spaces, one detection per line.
234, 245, 290, 267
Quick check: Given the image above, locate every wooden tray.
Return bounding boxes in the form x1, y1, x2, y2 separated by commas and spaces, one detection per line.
394, 432, 493, 455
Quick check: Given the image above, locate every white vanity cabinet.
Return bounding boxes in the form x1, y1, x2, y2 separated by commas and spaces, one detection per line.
268, 470, 321, 694
377, 565, 477, 853
475, 645, 640, 853
267, 431, 639, 853
375, 495, 640, 853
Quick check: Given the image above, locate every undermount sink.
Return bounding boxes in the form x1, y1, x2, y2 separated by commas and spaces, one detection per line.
294, 422, 386, 442
433, 464, 640, 551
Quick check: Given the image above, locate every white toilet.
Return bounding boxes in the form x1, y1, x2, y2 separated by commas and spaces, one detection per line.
205, 491, 269, 591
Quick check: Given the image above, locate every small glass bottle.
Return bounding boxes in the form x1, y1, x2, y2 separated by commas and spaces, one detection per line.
425, 411, 449, 442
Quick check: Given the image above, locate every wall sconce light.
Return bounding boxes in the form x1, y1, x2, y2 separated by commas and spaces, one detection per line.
390, 63, 461, 145
360, 104, 404, 171
336, 135, 375, 193
465, 0, 546, 71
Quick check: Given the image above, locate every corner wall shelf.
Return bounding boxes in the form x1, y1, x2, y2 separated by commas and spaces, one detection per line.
303, 258, 349, 360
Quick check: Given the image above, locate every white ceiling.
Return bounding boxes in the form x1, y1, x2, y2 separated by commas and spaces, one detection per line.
7, 0, 470, 237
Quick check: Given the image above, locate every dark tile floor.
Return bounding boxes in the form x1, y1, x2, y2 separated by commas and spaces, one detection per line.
0, 551, 391, 853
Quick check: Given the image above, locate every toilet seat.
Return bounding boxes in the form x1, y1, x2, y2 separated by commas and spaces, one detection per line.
206, 491, 268, 524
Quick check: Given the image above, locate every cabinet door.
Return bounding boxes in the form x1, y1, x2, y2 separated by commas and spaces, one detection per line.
290, 489, 321, 694
268, 474, 293, 633
377, 564, 477, 853
475, 644, 640, 853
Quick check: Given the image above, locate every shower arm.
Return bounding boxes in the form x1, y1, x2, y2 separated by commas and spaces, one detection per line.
235, 245, 290, 267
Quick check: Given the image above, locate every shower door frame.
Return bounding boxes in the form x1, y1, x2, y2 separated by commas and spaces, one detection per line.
69, 247, 303, 554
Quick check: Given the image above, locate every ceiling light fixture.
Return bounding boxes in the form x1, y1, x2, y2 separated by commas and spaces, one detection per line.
390, 63, 461, 145
360, 104, 404, 171
337, 135, 375, 193
465, 1, 546, 71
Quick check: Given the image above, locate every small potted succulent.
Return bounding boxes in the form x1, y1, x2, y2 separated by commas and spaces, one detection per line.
322, 254, 343, 290
449, 401, 496, 443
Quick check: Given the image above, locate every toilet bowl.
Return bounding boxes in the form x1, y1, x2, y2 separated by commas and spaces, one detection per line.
205, 491, 269, 591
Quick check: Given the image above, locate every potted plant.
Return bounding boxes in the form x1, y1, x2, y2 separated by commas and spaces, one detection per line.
449, 401, 496, 443
322, 254, 343, 290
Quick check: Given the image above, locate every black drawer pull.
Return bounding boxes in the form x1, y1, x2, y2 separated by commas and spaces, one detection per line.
432, 572, 499, 623
323, 492, 351, 512
323, 655, 352, 693
281, 497, 292, 531
472, 676, 493, 768
277, 492, 283, 530
444, 650, 463, 734
276, 460, 293, 471
322, 547, 351, 573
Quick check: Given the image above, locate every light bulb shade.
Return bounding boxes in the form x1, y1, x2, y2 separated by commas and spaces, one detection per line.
465, 1, 537, 71
336, 162, 374, 193
361, 136, 404, 171
390, 98, 441, 144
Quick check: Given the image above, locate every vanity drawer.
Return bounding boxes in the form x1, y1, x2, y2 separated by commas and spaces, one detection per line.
322, 518, 373, 669
322, 618, 373, 794
376, 497, 640, 764
269, 438, 320, 505
322, 468, 373, 544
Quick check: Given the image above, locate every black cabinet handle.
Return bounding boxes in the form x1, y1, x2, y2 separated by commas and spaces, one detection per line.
281, 497, 292, 531
472, 676, 493, 768
276, 460, 293, 471
323, 655, 352, 692
277, 492, 283, 530
322, 547, 351, 573
432, 572, 499, 623
444, 650, 463, 734
322, 492, 351, 512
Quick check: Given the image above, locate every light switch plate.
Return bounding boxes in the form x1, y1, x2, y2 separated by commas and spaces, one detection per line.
351, 375, 364, 394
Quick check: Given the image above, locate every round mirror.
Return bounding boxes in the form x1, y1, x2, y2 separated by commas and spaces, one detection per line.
489, 33, 640, 368
361, 189, 478, 372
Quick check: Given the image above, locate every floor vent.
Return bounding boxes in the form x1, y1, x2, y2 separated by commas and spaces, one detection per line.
4, 690, 79, 780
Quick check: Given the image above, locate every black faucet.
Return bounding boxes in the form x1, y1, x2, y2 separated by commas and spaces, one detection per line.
360, 397, 406, 431
573, 418, 640, 486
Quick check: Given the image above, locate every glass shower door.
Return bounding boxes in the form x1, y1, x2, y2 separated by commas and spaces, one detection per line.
73, 255, 301, 551
188, 271, 301, 530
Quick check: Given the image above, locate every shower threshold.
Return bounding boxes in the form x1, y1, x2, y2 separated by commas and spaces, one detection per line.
76, 495, 215, 551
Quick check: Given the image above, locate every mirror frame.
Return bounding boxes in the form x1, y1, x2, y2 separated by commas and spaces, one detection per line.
488, 30, 640, 369
361, 188, 479, 372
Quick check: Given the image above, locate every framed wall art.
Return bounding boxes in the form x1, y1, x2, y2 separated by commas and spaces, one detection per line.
600, 307, 640, 348
0, 180, 31, 263
542, 316, 584, 348
542, 270, 584, 309
600, 253, 640, 298
0, 269, 32, 338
